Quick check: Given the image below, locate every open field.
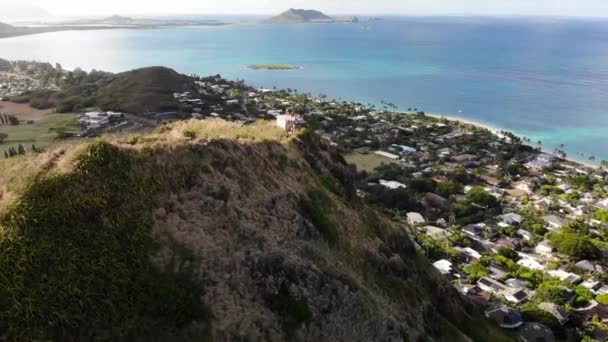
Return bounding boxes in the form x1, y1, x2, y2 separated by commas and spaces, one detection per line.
0, 113, 79, 153
344, 152, 395, 172
0, 101, 52, 122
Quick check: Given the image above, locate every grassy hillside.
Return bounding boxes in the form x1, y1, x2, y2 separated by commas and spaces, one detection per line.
7, 66, 196, 114
0, 119, 512, 341
95, 66, 196, 113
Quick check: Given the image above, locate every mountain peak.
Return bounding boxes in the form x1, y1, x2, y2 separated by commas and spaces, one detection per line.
265, 8, 332, 24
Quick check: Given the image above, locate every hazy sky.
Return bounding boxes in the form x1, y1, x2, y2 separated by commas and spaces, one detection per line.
3, 0, 608, 19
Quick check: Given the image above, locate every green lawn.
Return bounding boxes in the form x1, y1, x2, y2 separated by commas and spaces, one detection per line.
344, 152, 395, 172
0, 113, 80, 153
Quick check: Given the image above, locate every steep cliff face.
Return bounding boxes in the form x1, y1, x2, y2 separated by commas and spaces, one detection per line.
0, 119, 510, 341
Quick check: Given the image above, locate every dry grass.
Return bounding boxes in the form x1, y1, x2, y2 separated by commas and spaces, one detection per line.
0, 118, 286, 210
0, 140, 88, 210
0, 101, 53, 122
112, 119, 286, 148
343, 152, 395, 172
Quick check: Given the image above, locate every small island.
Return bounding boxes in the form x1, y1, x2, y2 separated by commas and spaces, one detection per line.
247, 64, 302, 70
264, 9, 358, 24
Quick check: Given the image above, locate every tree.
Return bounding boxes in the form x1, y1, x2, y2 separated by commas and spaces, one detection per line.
17, 144, 25, 155
597, 294, 608, 306
575, 285, 595, 307
0, 132, 7, 143
498, 247, 520, 261
595, 210, 608, 224
7, 115, 19, 126
464, 260, 489, 282
549, 232, 600, 260
535, 279, 573, 305
466, 187, 499, 208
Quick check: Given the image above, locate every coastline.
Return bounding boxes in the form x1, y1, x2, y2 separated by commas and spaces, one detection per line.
423, 112, 600, 170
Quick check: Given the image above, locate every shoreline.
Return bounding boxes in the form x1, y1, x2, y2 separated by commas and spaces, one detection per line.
423, 112, 600, 170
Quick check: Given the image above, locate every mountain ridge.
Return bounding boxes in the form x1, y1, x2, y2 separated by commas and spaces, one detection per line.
0, 118, 510, 341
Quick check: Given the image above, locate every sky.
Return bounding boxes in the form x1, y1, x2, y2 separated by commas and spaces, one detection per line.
3, 0, 608, 20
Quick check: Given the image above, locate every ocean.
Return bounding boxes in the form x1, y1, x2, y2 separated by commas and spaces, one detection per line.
1, 16, 607, 162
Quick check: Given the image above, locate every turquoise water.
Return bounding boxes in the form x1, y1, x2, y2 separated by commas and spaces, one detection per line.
1, 17, 608, 161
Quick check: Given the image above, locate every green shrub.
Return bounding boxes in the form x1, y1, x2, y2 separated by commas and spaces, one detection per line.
0, 141, 206, 340
183, 129, 197, 140
597, 294, 608, 306
301, 190, 338, 246
266, 293, 312, 336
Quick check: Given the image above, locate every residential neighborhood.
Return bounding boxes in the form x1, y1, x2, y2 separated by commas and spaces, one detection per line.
2, 59, 608, 340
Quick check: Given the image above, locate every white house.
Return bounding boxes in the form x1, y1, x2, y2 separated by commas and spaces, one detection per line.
548, 269, 581, 284
276, 114, 296, 130
499, 213, 524, 225
535, 240, 554, 257
406, 212, 425, 226
433, 259, 453, 275
374, 150, 400, 160
379, 180, 407, 190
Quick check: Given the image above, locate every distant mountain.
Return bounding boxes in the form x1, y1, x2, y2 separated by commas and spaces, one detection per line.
265, 8, 358, 24
0, 4, 52, 22
0, 22, 14, 31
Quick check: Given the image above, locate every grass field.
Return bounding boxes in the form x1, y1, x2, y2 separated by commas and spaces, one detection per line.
0, 101, 51, 122
0, 113, 80, 153
343, 152, 395, 172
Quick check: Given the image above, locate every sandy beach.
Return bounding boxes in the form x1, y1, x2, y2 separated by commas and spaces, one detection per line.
422, 112, 600, 170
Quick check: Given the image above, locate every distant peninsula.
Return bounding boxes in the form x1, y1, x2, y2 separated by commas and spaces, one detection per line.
264, 9, 359, 24
247, 64, 302, 70
0, 15, 227, 39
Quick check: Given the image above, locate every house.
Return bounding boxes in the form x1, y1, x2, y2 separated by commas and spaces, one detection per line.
548, 269, 581, 284
478, 277, 508, 294
517, 256, 545, 271
535, 240, 554, 257
432, 259, 456, 277
581, 280, 604, 293
506, 278, 529, 290
576, 260, 603, 273
496, 237, 521, 251
459, 247, 482, 260
505, 289, 528, 304
276, 114, 303, 133
374, 151, 400, 160
519, 322, 555, 342
421, 225, 452, 239
424, 192, 449, 209
515, 181, 534, 194
484, 306, 524, 329
463, 224, 484, 237
489, 264, 508, 280
480, 174, 501, 187
538, 302, 569, 325
406, 212, 425, 226
517, 229, 533, 241
499, 213, 524, 226
595, 198, 608, 210
379, 180, 407, 190
393, 144, 416, 154
453, 154, 478, 163
541, 215, 567, 230
534, 198, 554, 210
